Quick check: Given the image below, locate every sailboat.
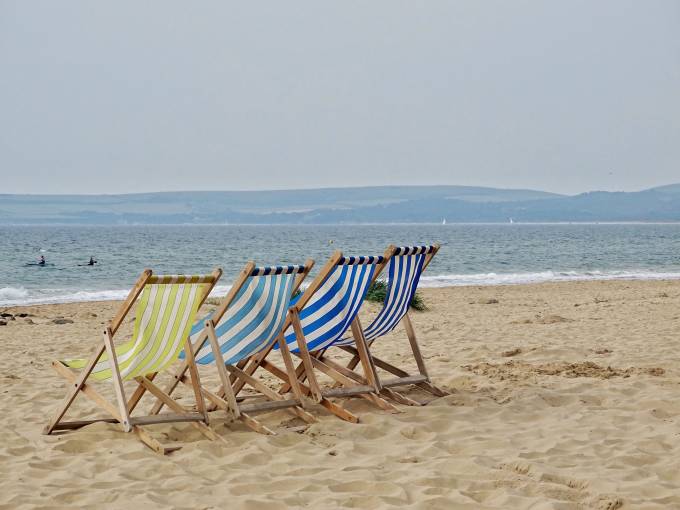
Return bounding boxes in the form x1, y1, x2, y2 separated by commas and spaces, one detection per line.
509, 218, 514, 224
441, 218, 446, 225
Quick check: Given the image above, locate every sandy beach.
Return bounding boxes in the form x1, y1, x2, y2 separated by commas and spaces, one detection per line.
1, 279, 679, 509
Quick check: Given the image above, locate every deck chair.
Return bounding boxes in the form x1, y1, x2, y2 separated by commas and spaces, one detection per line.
43, 269, 224, 454
237, 250, 399, 424
149, 261, 317, 435
332, 244, 448, 404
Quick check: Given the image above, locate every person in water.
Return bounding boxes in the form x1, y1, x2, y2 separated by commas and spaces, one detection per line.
87, 256, 97, 266
38, 255, 46, 266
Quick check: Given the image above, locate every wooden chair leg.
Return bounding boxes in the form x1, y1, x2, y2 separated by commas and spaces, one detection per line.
290, 309, 323, 402
318, 397, 360, 423
43, 343, 107, 435
278, 357, 308, 395
232, 348, 271, 395
278, 347, 327, 395
331, 350, 362, 389
259, 359, 359, 424
149, 362, 187, 415
316, 355, 369, 384
347, 353, 361, 370
135, 376, 224, 443
206, 358, 250, 412
45, 363, 204, 455
403, 313, 430, 379
184, 331, 209, 423
127, 372, 156, 413
350, 317, 381, 391
375, 352, 449, 397
46, 361, 126, 430
277, 332, 308, 407
321, 353, 422, 406
206, 320, 240, 419
225, 365, 316, 424
306, 355, 399, 413
199, 386, 276, 435
103, 328, 132, 432
379, 387, 423, 406
343, 344, 448, 398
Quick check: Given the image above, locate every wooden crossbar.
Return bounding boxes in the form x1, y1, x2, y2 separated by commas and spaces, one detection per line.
239, 399, 301, 414
130, 413, 205, 426
380, 374, 429, 388
147, 274, 219, 284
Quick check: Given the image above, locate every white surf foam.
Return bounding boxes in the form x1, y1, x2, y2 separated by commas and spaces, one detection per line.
0, 286, 30, 302
0, 284, 234, 307
3, 271, 680, 307
419, 270, 680, 287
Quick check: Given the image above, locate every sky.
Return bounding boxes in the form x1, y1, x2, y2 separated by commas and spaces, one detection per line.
1, 1, 678, 195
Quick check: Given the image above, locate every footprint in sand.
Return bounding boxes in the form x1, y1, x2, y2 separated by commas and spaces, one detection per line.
501, 347, 522, 357
535, 314, 574, 324
400, 426, 435, 441
54, 439, 93, 454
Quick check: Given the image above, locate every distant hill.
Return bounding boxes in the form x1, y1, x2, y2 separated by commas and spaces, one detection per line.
649, 184, 680, 195
1, 184, 680, 224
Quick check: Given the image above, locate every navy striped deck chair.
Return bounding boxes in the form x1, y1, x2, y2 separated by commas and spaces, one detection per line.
332, 244, 448, 403
236, 250, 399, 424
150, 261, 317, 435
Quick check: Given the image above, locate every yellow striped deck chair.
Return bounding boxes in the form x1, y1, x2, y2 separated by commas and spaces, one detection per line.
43, 268, 224, 454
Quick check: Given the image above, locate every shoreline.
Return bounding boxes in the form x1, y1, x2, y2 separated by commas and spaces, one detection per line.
5, 221, 680, 226
4, 272, 680, 309
4, 276, 680, 312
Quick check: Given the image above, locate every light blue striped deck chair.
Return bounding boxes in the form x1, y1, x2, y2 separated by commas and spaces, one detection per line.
245, 250, 400, 423
149, 261, 317, 435
332, 244, 448, 404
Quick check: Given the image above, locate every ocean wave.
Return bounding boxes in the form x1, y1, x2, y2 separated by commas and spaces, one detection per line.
3, 271, 680, 307
419, 270, 680, 287
0, 284, 234, 307
0, 286, 29, 302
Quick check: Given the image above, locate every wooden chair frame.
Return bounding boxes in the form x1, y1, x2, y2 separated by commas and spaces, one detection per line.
335, 244, 449, 404
43, 268, 224, 454
233, 250, 401, 424
149, 261, 319, 435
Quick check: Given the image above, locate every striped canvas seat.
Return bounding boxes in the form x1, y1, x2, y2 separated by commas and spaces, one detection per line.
64, 277, 211, 380
281, 256, 383, 353
187, 265, 305, 365
333, 245, 433, 347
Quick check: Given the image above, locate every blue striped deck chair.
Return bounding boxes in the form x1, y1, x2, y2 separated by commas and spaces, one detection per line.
44, 269, 224, 454
240, 250, 400, 424
149, 261, 316, 435
332, 244, 448, 404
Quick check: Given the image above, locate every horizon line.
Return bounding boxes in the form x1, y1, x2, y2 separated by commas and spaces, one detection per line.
1, 181, 679, 198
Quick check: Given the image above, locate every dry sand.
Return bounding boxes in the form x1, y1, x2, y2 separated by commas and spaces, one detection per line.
1, 279, 679, 509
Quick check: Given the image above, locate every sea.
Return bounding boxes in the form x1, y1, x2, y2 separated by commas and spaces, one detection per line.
2, 223, 680, 307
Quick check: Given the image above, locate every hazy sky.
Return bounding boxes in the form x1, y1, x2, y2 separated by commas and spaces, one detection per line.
1, 1, 678, 195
